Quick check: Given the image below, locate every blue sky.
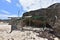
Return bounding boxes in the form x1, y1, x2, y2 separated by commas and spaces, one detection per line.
0, 0, 60, 19
0, 0, 25, 19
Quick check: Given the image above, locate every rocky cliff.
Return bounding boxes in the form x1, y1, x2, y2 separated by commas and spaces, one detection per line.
23, 3, 60, 18
22, 3, 60, 38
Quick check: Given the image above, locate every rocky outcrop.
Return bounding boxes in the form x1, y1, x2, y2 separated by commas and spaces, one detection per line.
23, 3, 60, 18
22, 3, 60, 38
23, 8, 47, 17
22, 3, 60, 27
23, 3, 60, 21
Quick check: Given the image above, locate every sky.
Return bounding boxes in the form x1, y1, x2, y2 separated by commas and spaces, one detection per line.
0, 0, 60, 19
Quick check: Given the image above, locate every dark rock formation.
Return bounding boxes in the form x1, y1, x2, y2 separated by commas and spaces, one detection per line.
22, 3, 60, 38
23, 3, 60, 18
23, 8, 47, 17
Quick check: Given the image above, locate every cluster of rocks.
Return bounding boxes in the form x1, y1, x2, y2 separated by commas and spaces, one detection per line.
0, 26, 59, 40
11, 30, 48, 40
0, 30, 46, 40
0, 22, 59, 40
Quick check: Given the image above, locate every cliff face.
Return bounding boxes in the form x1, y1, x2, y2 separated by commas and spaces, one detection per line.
23, 8, 47, 17
23, 3, 60, 18
22, 3, 60, 37
47, 3, 60, 18
48, 3, 60, 9
22, 3, 60, 26
22, 3, 60, 27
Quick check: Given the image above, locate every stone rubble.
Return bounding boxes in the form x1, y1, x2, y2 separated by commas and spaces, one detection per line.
0, 23, 59, 40
0, 30, 59, 40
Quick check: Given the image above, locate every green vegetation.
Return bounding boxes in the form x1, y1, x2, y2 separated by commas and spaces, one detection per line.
31, 16, 47, 21
22, 16, 47, 27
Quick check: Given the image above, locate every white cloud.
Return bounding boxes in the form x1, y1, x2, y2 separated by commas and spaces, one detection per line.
5, 0, 11, 3
0, 14, 18, 19
19, 0, 41, 11
1, 10, 10, 14
19, 0, 60, 12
